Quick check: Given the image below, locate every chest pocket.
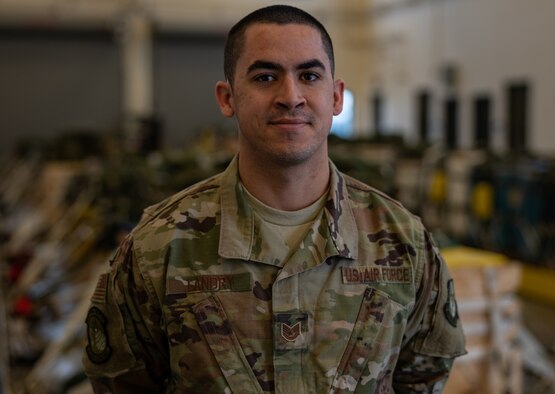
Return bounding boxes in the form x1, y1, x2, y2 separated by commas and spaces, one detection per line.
330, 287, 407, 393
193, 295, 265, 394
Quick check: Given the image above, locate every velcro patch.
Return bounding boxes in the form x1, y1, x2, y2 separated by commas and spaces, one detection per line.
342, 266, 412, 284
167, 272, 252, 294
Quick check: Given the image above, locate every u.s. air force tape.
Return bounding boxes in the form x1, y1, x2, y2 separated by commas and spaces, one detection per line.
86, 306, 112, 364
342, 266, 412, 284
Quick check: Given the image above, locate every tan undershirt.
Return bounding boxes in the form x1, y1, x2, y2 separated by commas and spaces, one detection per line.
240, 183, 328, 267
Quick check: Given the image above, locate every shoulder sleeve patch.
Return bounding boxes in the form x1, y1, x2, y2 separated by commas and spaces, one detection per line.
85, 306, 112, 364
443, 279, 459, 327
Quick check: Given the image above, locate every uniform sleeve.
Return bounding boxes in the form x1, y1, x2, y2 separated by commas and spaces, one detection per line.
392, 229, 466, 393
82, 235, 169, 393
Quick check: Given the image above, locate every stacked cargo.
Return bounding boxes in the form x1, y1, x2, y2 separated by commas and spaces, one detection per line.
0, 131, 235, 393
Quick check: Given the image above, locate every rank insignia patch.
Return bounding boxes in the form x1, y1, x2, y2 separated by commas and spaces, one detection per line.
86, 306, 112, 364
281, 322, 302, 342
444, 279, 459, 327
274, 312, 309, 350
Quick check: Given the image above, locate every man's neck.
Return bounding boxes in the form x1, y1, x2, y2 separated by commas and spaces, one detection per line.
238, 153, 330, 211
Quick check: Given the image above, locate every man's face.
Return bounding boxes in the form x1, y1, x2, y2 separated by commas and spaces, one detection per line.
216, 23, 344, 167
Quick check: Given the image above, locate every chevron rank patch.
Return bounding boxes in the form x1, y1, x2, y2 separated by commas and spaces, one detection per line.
274, 312, 309, 351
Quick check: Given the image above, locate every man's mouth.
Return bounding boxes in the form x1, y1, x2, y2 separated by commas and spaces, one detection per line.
269, 117, 311, 128
269, 120, 309, 132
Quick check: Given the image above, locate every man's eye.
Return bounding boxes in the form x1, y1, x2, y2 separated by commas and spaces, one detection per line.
301, 72, 319, 81
255, 74, 275, 82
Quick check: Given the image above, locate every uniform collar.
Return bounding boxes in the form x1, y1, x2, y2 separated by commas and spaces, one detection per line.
324, 160, 359, 260
218, 155, 358, 263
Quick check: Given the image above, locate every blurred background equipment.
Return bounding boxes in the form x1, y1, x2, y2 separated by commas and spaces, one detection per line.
1, 1, 555, 393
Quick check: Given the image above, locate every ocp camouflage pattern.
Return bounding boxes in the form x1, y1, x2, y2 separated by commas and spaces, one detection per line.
83, 156, 466, 393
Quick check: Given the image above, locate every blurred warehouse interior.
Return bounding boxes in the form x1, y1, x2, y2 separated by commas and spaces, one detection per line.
1, 0, 555, 393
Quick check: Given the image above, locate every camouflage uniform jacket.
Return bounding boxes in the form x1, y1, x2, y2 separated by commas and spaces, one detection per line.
83, 156, 466, 393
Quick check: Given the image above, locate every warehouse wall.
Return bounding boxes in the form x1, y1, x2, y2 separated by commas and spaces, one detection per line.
369, 0, 555, 154
153, 33, 233, 150
0, 30, 121, 154
0, 29, 232, 154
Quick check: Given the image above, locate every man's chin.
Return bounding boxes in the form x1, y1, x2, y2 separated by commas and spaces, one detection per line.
266, 148, 320, 167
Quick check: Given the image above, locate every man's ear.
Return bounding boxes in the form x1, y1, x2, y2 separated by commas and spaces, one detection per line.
215, 81, 235, 117
333, 79, 345, 116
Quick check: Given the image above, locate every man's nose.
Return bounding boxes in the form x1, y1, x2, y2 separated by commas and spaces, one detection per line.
275, 76, 306, 109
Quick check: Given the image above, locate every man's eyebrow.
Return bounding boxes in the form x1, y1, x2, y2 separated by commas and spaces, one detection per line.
246, 59, 327, 74
297, 59, 326, 71
247, 60, 282, 74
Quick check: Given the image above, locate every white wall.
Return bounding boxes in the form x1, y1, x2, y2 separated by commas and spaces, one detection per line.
366, 0, 555, 154
328, 0, 375, 137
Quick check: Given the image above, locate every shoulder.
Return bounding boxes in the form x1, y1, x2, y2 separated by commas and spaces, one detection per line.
124, 171, 224, 263
117, 172, 225, 301
343, 172, 420, 222
135, 172, 223, 234
341, 171, 427, 252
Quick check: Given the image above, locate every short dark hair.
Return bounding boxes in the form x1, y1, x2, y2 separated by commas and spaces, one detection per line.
223, 4, 335, 83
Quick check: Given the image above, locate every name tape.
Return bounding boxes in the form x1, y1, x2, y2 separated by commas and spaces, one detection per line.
167, 272, 252, 294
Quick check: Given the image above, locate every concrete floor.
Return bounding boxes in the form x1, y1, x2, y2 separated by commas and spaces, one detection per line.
521, 297, 555, 394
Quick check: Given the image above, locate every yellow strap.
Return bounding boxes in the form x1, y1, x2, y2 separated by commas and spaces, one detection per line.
429, 169, 447, 203
471, 181, 494, 220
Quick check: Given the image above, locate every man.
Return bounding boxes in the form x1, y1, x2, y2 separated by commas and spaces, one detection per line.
83, 5, 465, 393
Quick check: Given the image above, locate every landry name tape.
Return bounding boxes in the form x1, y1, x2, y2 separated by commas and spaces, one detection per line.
342, 266, 412, 284
167, 272, 252, 294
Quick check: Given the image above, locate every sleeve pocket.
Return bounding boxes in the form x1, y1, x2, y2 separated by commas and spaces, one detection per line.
332, 287, 407, 391
193, 296, 264, 394
416, 257, 467, 358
